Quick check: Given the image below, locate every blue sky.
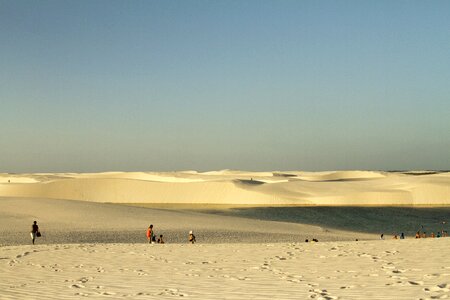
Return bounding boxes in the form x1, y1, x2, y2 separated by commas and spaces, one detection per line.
1, 0, 449, 172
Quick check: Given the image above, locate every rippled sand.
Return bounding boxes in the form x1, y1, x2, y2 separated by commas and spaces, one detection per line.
1, 239, 449, 299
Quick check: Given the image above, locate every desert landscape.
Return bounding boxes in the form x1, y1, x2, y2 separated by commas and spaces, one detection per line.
1, 171, 450, 299
2, 0, 450, 298
1, 170, 449, 205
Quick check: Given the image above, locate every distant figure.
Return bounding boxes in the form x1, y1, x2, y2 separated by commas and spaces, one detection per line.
393, 234, 398, 239
189, 231, 196, 244
312, 238, 318, 242
305, 239, 309, 243
437, 232, 441, 238
380, 233, 384, 240
431, 232, 435, 238
415, 231, 420, 239
400, 232, 405, 239
157, 235, 165, 244
422, 232, 427, 238
146, 225, 155, 244
355, 239, 358, 241
30, 221, 39, 245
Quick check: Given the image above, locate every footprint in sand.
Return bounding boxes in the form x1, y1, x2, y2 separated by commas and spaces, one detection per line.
77, 276, 94, 284
407, 281, 424, 286
308, 288, 338, 300
391, 269, 406, 274
424, 274, 441, 279
339, 286, 353, 289
133, 269, 148, 276
424, 283, 450, 293
9, 283, 27, 289
133, 292, 151, 296
96, 291, 116, 296
16, 252, 31, 259
158, 288, 188, 297
232, 276, 250, 281
275, 256, 287, 260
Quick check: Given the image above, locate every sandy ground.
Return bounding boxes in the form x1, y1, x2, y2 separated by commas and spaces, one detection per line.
0, 198, 376, 246
1, 171, 449, 299
1, 171, 449, 205
1, 239, 449, 299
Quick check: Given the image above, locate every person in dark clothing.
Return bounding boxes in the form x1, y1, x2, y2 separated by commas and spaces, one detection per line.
31, 221, 39, 245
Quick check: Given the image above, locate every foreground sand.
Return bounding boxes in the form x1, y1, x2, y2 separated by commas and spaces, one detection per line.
1, 239, 449, 299
1, 170, 449, 205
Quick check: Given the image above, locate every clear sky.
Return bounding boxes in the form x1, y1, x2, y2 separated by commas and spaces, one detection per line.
1, 0, 449, 172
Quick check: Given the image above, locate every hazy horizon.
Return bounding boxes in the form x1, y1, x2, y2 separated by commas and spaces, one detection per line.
1, 1, 449, 173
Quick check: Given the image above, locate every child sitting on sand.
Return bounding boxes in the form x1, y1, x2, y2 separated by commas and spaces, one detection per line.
157, 235, 165, 244
189, 231, 196, 244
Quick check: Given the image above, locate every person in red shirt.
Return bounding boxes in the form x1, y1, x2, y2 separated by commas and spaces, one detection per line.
146, 225, 154, 244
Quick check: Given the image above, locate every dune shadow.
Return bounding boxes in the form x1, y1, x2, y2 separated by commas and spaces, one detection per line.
208, 206, 450, 236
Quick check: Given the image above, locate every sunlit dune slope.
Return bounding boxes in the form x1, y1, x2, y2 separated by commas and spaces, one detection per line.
0, 171, 449, 205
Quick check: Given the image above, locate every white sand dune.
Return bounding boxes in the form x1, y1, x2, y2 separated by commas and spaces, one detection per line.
0, 171, 449, 205
1, 171, 449, 299
1, 239, 449, 299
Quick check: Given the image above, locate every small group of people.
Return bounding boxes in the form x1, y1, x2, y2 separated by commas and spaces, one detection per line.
146, 225, 165, 244
380, 230, 449, 240
415, 230, 447, 238
391, 233, 405, 239
146, 225, 197, 244
304, 238, 318, 243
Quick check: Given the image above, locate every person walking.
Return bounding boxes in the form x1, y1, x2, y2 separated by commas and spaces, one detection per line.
30, 221, 39, 245
189, 230, 196, 244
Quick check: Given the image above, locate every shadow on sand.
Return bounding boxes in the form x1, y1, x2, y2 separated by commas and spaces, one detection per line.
204, 206, 450, 236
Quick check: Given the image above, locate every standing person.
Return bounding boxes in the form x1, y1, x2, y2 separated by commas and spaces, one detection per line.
30, 221, 39, 245
400, 232, 405, 239
189, 231, 196, 244
146, 225, 154, 244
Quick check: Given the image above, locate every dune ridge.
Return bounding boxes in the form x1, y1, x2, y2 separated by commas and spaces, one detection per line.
0, 171, 449, 205
0, 170, 450, 206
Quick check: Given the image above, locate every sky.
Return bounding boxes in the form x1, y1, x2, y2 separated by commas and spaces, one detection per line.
1, 0, 449, 172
